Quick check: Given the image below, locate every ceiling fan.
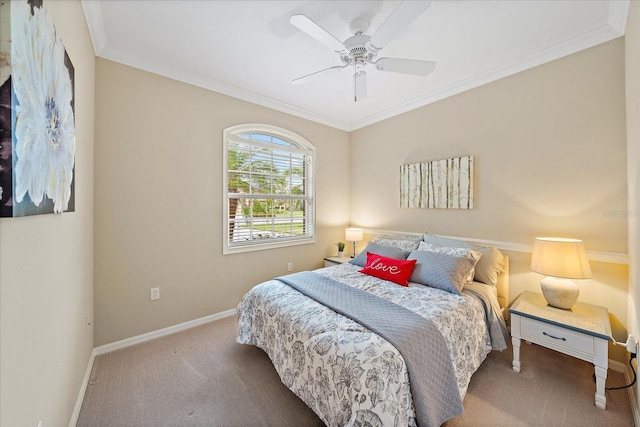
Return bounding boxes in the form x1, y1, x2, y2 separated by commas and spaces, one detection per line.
290, 1, 436, 102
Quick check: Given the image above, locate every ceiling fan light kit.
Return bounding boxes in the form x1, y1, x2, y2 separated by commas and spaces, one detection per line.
290, 0, 436, 102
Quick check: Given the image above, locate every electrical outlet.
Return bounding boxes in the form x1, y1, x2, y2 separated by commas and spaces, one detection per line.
150, 287, 160, 301
625, 334, 638, 354
629, 335, 638, 354
287, 262, 293, 272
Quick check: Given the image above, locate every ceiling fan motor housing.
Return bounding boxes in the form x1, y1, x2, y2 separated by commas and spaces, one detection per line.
341, 34, 376, 65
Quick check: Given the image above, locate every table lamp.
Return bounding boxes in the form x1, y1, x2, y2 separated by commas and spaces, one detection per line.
345, 228, 363, 258
530, 237, 592, 309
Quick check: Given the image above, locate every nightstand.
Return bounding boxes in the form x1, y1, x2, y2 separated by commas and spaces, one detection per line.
509, 291, 612, 409
324, 256, 351, 267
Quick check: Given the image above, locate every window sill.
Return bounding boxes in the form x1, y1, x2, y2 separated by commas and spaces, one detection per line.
223, 237, 316, 255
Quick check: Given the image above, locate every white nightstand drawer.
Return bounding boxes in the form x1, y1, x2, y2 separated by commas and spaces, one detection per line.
521, 316, 594, 359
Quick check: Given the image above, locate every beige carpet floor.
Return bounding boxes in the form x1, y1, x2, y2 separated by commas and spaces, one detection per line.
77, 316, 635, 427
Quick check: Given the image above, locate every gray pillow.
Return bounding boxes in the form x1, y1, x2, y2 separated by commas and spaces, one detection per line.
422, 234, 504, 286
349, 242, 410, 267
416, 241, 481, 282
407, 250, 476, 295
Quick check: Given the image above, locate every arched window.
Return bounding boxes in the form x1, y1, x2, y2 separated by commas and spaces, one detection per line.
223, 124, 315, 254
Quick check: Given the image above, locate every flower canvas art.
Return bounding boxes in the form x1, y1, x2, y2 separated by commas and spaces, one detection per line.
0, 0, 76, 217
400, 156, 474, 209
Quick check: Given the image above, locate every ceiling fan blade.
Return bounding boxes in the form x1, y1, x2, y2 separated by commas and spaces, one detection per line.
369, 1, 431, 50
353, 71, 367, 102
292, 65, 348, 85
290, 14, 346, 53
375, 57, 436, 76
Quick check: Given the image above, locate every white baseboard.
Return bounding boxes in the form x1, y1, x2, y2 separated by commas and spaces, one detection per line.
68, 348, 96, 427
70, 309, 236, 426
609, 358, 640, 426
94, 308, 236, 355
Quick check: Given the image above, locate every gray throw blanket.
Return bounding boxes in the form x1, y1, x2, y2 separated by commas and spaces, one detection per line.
463, 283, 509, 351
277, 271, 463, 427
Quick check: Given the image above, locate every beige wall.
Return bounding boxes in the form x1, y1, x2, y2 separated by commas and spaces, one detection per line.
95, 38, 630, 348
350, 39, 629, 342
0, 1, 95, 426
93, 59, 350, 346
625, 0, 640, 413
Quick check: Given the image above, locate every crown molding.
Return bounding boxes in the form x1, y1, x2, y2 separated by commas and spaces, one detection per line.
81, 0, 107, 54
608, 0, 630, 34
83, 2, 630, 133
348, 21, 626, 131
96, 45, 354, 131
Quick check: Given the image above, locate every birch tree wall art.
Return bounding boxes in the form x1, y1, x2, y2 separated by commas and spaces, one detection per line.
0, 0, 76, 217
400, 156, 474, 209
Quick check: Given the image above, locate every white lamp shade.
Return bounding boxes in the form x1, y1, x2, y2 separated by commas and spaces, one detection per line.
530, 237, 592, 279
345, 228, 363, 242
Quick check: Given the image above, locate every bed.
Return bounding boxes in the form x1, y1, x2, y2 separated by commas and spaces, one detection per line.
237, 234, 510, 427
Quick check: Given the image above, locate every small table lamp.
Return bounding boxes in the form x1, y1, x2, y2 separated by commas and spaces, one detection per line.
530, 237, 592, 310
345, 228, 363, 258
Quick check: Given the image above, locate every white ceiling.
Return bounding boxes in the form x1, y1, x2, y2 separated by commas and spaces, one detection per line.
82, 0, 628, 131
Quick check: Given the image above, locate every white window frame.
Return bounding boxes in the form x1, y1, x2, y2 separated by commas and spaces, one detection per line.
223, 124, 316, 254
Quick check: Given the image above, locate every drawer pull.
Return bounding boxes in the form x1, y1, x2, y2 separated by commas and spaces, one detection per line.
543, 331, 566, 341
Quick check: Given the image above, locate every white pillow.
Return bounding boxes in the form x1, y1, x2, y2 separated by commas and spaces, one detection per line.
373, 234, 421, 252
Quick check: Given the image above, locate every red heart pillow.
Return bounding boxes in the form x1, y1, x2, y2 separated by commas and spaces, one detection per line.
359, 252, 417, 287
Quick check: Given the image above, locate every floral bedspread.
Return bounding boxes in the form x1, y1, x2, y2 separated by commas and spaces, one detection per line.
236, 263, 495, 427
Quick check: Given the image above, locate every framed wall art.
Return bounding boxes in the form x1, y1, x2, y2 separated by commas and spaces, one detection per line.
0, 0, 76, 217
400, 156, 473, 209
